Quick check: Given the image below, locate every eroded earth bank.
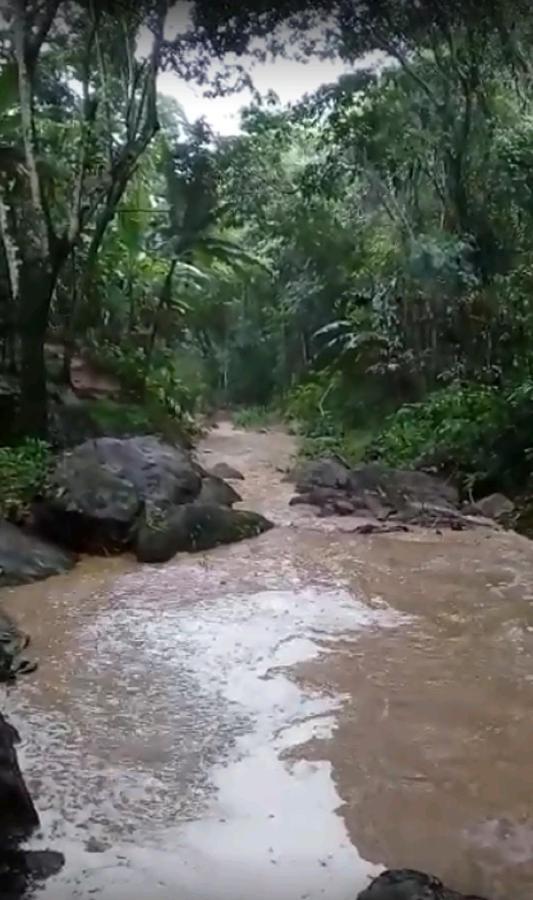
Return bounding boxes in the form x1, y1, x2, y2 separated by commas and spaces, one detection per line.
2, 422, 533, 899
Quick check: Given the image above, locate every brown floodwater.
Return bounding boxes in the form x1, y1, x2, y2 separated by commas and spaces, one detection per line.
2, 422, 533, 899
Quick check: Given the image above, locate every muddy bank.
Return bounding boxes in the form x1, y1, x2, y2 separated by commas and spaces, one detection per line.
1, 422, 533, 898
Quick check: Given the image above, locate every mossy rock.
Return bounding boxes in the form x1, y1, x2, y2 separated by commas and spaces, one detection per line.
136, 502, 273, 563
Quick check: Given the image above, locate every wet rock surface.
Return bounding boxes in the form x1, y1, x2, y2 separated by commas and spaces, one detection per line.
0, 711, 63, 897
0, 519, 75, 588
38, 436, 201, 551
357, 869, 490, 900
289, 458, 487, 530
293, 456, 352, 492
0, 609, 38, 682
0, 848, 65, 900
462, 493, 514, 522
136, 502, 273, 563
0, 712, 39, 841
0, 600, 64, 897
35, 436, 267, 562
198, 474, 242, 507
208, 461, 245, 481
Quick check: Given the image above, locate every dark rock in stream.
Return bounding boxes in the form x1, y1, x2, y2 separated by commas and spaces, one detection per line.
36, 435, 202, 552
0, 519, 75, 588
0, 713, 38, 841
288, 458, 486, 531
0, 849, 65, 899
0, 609, 38, 682
208, 461, 245, 481
0, 628, 64, 895
198, 475, 242, 507
357, 869, 490, 900
0, 712, 63, 897
34, 436, 270, 560
136, 502, 274, 563
462, 492, 514, 522
292, 456, 352, 491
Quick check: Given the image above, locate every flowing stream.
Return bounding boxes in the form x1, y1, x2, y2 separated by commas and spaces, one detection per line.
2, 421, 533, 899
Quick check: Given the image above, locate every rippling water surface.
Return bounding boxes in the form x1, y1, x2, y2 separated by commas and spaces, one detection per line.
2, 422, 533, 899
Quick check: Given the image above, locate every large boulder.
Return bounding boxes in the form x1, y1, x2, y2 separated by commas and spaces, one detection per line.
289, 459, 465, 528
208, 462, 245, 481
0, 714, 39, 843
0, 713, 64, 898
0, 848, 65, 899
348, 463, 459, 510
292, 457, 352, 491
356, 868, 489, 900
290, 460, 458, 516
136, 502, 274, 564
36, 436, 202, 552
462, 493, 514, 522
0, 520, 74, 588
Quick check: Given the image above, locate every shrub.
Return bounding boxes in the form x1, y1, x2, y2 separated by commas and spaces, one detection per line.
300, 429, 374, 464
369, 381, 533, 496
0, 440, 52, 520
233, 405, 278, 429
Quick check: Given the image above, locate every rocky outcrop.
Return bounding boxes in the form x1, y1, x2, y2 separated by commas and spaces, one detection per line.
0, 713, 64, 897
289, 458, 487, 530
136, 502, 273, 564
356, 869, 490, 900
0, 520, 75, 588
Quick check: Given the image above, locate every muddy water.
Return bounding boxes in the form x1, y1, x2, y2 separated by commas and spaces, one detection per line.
2, 422, 533, 899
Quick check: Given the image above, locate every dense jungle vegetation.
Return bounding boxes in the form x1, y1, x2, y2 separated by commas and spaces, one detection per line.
2, 0, 533, 510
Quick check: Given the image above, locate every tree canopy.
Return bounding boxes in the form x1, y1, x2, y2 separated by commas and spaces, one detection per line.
2, 0, 533, 499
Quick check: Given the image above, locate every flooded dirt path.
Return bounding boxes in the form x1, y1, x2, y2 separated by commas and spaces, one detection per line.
2, 422, 533, 899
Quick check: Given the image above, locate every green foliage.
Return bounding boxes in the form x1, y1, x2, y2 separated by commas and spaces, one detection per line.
85, 399, 153, 435
300, 429, 374, 465
5, 0, 533, 507
370, 384, 505, 464
0, 440, 51, 520
284, 372, 376, 464
232, 406, 278, 430
369, 381, 533, 496
90, 343, 205, 423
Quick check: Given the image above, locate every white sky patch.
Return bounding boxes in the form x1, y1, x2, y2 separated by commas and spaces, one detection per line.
157, 56, 354, 135
136, 3, 386, 136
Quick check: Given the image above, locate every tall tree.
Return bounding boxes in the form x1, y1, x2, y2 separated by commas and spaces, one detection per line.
0, 0, 166, 435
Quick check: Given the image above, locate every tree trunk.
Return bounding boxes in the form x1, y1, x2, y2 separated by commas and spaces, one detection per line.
127, 270, 135, 334
19, 327, 47, 438
61, 251, 77, 384
17, 264, 54, 438
144, 259, 176, 381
